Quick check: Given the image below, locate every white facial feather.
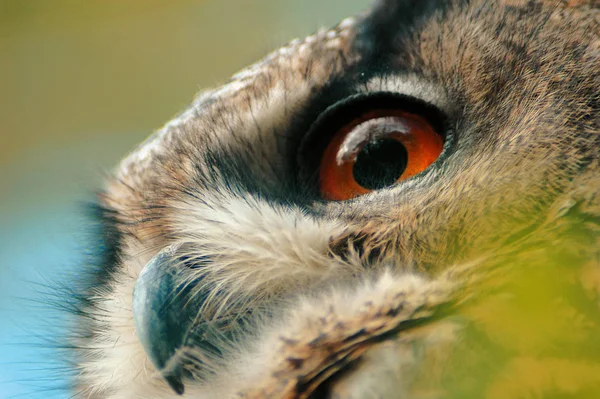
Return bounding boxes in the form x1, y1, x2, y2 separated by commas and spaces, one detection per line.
167, 191, 355, 319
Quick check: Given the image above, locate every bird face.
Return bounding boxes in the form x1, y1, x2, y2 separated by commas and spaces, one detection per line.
71, 1, 600, 398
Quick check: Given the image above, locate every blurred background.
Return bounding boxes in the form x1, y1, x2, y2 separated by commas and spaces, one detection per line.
0, 1, 370, 397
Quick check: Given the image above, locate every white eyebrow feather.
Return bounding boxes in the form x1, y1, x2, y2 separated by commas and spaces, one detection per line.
360, 75, 451, 114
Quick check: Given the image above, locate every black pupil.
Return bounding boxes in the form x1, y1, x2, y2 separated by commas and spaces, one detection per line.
352, 138, 408, 190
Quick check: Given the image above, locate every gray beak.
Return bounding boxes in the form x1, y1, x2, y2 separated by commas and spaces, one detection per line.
132, 245, 195, 395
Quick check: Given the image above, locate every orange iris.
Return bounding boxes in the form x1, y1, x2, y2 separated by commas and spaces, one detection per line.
319, 110, 443, 201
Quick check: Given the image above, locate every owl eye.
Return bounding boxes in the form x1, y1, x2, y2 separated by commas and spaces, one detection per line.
319, 110, 444, 201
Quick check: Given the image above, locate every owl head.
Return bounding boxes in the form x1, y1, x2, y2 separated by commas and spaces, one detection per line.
69, 1, 599, 398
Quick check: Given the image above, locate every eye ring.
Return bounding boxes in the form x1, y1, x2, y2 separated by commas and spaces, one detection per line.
297, 91, 449, 201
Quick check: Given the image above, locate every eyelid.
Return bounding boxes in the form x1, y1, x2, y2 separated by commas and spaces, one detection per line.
335, 115, 421, 164
302, 91, 448, 151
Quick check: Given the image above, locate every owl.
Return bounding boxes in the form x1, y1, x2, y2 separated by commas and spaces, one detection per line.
66, 0, 600, 398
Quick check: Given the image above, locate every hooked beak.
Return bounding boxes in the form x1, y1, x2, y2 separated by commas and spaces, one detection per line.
132, 245, 195, 395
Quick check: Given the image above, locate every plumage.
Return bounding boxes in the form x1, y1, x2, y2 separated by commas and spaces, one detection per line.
68, 1, 599, 398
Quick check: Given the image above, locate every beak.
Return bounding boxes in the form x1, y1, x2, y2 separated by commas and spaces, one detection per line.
132, 245, 194, 395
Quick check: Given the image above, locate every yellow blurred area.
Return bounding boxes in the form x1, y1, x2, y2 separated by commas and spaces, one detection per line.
404, 262, 600, 398
453, 263, 600, 398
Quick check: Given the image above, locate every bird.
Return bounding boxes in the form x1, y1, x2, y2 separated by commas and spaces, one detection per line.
64, 0, 600, 398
